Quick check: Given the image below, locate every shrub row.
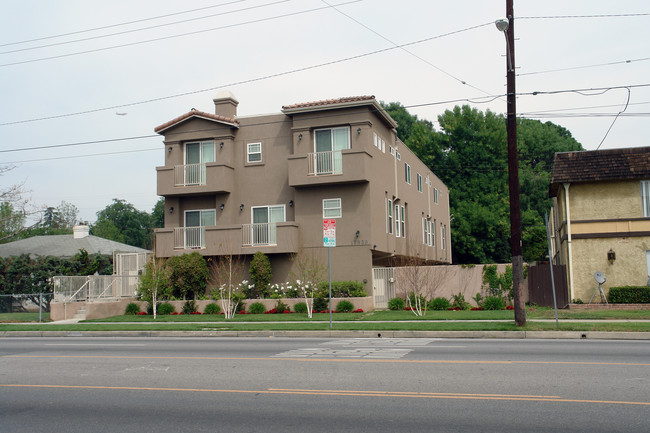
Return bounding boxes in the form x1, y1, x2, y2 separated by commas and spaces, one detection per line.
388, 293, 510, 311
126, 300, 360, 315
608, 286, 650, 304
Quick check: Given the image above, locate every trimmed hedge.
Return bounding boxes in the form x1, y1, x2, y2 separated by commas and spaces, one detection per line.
317, 281, 366, 298
609, 286, 650, 304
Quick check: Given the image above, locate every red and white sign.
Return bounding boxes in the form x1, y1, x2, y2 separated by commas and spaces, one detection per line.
323, 219, 336, 247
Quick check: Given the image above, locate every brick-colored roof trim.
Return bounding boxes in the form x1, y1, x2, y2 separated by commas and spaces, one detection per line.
154, 109, 239, 134
549, 146, 650, 197
281, 95, 376, 110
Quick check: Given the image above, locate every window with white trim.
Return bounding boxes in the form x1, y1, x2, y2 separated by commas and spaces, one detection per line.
423, 218, 433, 246
247, 142, 262, 163
387, 199, 393, 234
389, 146, 395, 156
417, 173, 422, 192
185, 140, 215, 165
395, 204, 401, 237
404, 163, 411, 184
642, 181, 650, 217
441, 224, 447, 250
434, 188, 439, 204
323, 198, 342, 218
400, 205, 406, 237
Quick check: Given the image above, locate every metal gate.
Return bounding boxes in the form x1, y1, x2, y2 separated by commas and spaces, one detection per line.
372, 267, 395, 309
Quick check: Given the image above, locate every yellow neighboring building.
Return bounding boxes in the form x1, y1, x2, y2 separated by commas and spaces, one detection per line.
549, 146, 650, 303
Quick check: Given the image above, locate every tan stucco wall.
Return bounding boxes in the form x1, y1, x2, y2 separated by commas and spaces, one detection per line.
569, 181, 643, 220
570, 236, 650, 302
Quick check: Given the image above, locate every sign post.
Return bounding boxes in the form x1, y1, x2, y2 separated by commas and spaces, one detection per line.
323, 219, 336, 329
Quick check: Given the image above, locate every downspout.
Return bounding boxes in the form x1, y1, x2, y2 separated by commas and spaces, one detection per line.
563, 183, 574, 301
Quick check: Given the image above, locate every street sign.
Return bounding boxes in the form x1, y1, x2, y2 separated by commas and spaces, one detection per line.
323, 219, 336, 247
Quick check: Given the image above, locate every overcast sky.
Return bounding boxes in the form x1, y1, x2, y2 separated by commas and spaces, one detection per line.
1, 0, 649, 223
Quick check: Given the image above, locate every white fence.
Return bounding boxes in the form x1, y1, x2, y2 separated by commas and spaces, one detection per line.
174, 163, 206, 186
308, 151, 342, 176
174, 227, 205, 249
242, 223, 277, 246
53, 275, 140, 302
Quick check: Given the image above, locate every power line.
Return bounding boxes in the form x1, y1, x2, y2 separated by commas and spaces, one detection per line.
0, 0, 248, 48
320, 0, 497, 98
3, 148, 160, 165
519, 56, 650, 77
0, 1, 360, 68
1, 94, 506, 154
0, 21, 493, 127
518, 13, 650, 20
0, 0, 288, 55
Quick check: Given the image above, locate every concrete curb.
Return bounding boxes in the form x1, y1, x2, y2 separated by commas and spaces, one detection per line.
1, 330, 649, 340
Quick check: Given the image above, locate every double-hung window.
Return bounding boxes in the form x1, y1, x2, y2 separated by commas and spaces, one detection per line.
642, 181, 650, 217
395, 204, 405, 237
441, 225, 447, 250
423, 218, 433, 246
387, 199, 393, 234
323, 198, 342, 218
314, 127, 350, 175
404, 163, 411, 184
247, 142, 262, 163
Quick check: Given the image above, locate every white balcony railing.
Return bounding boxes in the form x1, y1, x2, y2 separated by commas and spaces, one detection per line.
307, 151, 342, 176
174, 163, 206, 186
242, 223, 277, 247
174, 227, 206, 249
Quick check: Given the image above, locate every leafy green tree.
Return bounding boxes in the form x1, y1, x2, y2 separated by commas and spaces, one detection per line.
167, 252, 209, 299
382, 102, 583, 264
91, 199, 151, 248
0, 202, 25, 242
151, 198, 165, 229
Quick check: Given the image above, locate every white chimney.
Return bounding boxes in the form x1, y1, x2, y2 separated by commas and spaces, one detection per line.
73, 225, 90, 239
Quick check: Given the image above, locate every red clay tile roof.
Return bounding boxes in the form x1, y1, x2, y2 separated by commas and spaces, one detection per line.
549, 146, 650, 196
282, 95, 376, 110
154, 109, 238, 134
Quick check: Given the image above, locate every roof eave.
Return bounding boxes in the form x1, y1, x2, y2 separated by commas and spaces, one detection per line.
282, 99, 398, 129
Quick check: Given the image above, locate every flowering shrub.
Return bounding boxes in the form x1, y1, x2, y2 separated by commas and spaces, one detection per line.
352, 308, 364, 313
470, 307, 484, 311
137, 311, 147, 315
506, 305, 515, 310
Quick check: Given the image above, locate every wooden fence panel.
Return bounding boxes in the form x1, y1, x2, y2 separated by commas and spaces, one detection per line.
528, 263, 568, 308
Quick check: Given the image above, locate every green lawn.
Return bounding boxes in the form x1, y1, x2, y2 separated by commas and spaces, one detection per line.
1, 321, 649, 333
0, 312, 50, 323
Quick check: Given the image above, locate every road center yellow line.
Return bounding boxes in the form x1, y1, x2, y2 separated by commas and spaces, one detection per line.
3, 354, 650, 367
1, 384, 648, 406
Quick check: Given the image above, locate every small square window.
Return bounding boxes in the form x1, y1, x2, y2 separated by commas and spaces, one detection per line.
323, 198, 342, 218
247, 142, 262, 163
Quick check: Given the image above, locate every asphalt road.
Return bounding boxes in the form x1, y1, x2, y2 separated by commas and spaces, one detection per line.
1, 337, 648, 432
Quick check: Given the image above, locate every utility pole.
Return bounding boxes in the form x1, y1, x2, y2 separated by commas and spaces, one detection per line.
498, 0, 526, 326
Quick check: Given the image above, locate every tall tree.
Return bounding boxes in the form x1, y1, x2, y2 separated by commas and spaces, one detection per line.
91, 199, 152, 249
382, 103, 583, 264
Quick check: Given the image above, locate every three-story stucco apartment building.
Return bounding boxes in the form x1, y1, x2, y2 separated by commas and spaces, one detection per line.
154, 92, 451, 294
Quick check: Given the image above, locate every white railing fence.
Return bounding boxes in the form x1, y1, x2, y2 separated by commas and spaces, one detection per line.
53, 275, 140, 302
308, 151, 342, 176
174, 163, 206, 186
174, 227, 206, 249
242, 223, 277, 246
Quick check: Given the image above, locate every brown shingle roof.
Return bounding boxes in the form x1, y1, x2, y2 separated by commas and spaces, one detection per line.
282, 95, 376, 110
549, 146, 650, 196
154, 109, 238, 134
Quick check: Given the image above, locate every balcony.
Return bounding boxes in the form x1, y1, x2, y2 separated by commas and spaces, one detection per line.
288, 149, 372, 187
157, 162, 234, 196
155, 222, 300, 257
